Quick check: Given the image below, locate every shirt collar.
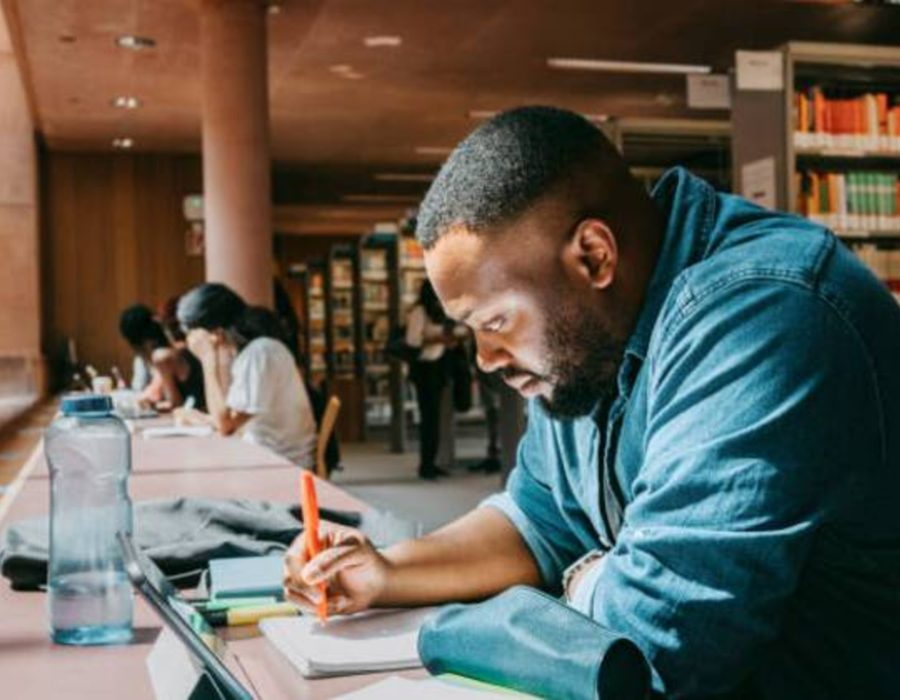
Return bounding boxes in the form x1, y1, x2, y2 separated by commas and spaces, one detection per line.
616, 167, 716, 397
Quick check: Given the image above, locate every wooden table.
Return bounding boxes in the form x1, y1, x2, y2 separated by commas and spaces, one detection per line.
0, 434, 424, 699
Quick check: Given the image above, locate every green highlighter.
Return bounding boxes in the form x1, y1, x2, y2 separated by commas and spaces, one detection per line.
194, 596, 278, 612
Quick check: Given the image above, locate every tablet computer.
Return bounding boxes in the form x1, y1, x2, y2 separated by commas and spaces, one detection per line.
117, 532, 255, 700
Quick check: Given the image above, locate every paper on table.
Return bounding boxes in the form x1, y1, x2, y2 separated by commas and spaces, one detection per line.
259, 607, 438, 678
335, 676, 514, 699
142, 425, 215, 439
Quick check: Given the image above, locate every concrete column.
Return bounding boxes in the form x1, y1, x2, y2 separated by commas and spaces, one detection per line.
0, 8, 44, 402
199, 0, 272, 307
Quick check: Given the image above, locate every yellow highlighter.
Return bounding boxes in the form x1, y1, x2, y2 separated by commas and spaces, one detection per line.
204, 601, 300, 627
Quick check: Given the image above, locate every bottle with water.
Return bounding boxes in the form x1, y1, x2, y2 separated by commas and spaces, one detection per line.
46, 394, 133, 645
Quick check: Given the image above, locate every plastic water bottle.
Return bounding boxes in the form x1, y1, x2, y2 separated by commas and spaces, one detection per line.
46, 394, 133, 645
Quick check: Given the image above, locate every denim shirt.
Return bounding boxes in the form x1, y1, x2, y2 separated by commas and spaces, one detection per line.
484, 168, 900, 698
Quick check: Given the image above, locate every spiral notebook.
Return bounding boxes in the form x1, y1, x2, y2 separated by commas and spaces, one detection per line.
259, 607, 438, 678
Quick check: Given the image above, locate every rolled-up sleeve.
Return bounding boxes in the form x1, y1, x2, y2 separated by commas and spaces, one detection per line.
585, 281, 877, 697
482, 404, 585, 591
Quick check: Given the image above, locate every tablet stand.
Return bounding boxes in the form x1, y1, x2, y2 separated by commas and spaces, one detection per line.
147, 627, 232, 700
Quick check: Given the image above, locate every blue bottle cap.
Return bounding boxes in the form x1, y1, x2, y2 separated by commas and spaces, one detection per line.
60, 394, 114, 416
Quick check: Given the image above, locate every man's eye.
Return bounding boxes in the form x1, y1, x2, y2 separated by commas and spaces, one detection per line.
482, 317, 504, 333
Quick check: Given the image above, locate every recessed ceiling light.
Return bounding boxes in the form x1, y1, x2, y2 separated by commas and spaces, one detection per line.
329, 64, 364, 79
547, 57, 711, 75
112, 137, 134, 149
364, 35, 402, 48
112, 96, 141, 109
116, 35, 156, 50
373, 173, 435, 183
414, 146, 454, 156
342, 194, 421, 204
468, 109, 608, 123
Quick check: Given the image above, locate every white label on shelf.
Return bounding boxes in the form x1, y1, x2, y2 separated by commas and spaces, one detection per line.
686, 74, 731, 109
735, 50, 783, 91
741, 156, 777, 210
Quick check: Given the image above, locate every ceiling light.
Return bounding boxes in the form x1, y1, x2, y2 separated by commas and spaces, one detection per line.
342, 194, 421, 204
468, 109, 608, 123
329, 64, 364, 79
414, 146, 454, 156
267, 3, 282, 14
112, 138, 134, 149
547, 57, 711, 75
116, 35, 156, 50
364, 35, 402, 48
373, 173, 434, 183
112, 96, 141, 109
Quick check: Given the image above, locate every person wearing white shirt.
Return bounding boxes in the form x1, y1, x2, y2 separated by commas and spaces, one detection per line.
405, 280, 466, 480
175, 284, 317, 469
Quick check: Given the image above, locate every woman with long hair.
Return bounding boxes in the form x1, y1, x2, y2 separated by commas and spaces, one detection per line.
176, 283, 317, 468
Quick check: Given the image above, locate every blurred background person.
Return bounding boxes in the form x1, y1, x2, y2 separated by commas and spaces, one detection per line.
176, 283, 317, 468
118, 303, 205, 409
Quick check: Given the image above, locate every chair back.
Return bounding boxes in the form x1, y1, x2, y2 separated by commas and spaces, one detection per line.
316, 396, 341, 479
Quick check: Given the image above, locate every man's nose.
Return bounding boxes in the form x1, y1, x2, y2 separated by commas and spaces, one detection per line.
476, 336, 512, 374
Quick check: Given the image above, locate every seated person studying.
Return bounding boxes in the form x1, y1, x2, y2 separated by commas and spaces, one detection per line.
118, 303, 206, 409
283, 107, 900, 699
176, 283, 317, 468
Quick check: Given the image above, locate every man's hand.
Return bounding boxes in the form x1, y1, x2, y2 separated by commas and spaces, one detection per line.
283, 522, 392, 616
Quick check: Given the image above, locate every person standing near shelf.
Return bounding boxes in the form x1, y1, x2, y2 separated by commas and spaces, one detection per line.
405, 279, 467, 480
175, 283, 317, 469
284, 106, 900, 698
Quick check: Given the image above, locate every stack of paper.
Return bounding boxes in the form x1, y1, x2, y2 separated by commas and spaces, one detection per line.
259, 607, 437, 678
142, 425, 215, 439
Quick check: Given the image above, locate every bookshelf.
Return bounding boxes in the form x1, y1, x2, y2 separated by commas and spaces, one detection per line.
327, 244, 365, 441
359, 228, 405, 451
732, 42, 900, 303
607, 117, 732, 192
296, 259, 329, 387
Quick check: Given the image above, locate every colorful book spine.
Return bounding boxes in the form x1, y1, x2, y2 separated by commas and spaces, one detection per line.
794, 88, 900, 153
799, 170, 900, 234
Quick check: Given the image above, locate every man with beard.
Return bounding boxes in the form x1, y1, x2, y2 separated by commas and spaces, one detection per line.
283, 107, 900, 698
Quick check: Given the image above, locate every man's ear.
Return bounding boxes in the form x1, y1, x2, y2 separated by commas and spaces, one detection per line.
562, 218, 618, 290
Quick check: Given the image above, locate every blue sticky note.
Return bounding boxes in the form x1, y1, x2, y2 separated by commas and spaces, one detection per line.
209, 555, 285, 600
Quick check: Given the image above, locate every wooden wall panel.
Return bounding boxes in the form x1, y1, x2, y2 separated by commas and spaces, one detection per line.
41, 152, 204, 385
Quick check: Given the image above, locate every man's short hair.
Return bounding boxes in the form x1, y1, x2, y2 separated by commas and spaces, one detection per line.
119, 304, 167, 349
416, 105, 625, 249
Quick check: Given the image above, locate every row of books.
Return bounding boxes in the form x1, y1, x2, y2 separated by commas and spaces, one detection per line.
794, 88, 900, 152
855, 246, 900, 304
796, 170, 900, 233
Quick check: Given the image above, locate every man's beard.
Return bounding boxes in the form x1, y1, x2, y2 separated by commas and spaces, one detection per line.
540, 299, 626, 419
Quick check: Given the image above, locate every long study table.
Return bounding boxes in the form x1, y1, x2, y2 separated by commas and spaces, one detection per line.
0, 429, 427, 699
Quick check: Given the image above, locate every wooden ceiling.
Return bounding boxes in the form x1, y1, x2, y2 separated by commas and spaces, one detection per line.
3, 0, 900, 232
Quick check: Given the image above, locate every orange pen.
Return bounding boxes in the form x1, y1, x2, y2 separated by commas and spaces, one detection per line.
300, 471, 328, 622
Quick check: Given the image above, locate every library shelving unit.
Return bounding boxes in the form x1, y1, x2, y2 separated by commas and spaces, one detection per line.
732, 42, 900, 303
327, 244, 365, 441
303, 259, 329, 386
359, 228, 405, 451
398, 234, 427, 433
284, 262, 311, 376
607, 117, 732, 191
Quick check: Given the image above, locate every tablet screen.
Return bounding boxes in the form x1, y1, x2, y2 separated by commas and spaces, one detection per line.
117, 532, 253, 700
